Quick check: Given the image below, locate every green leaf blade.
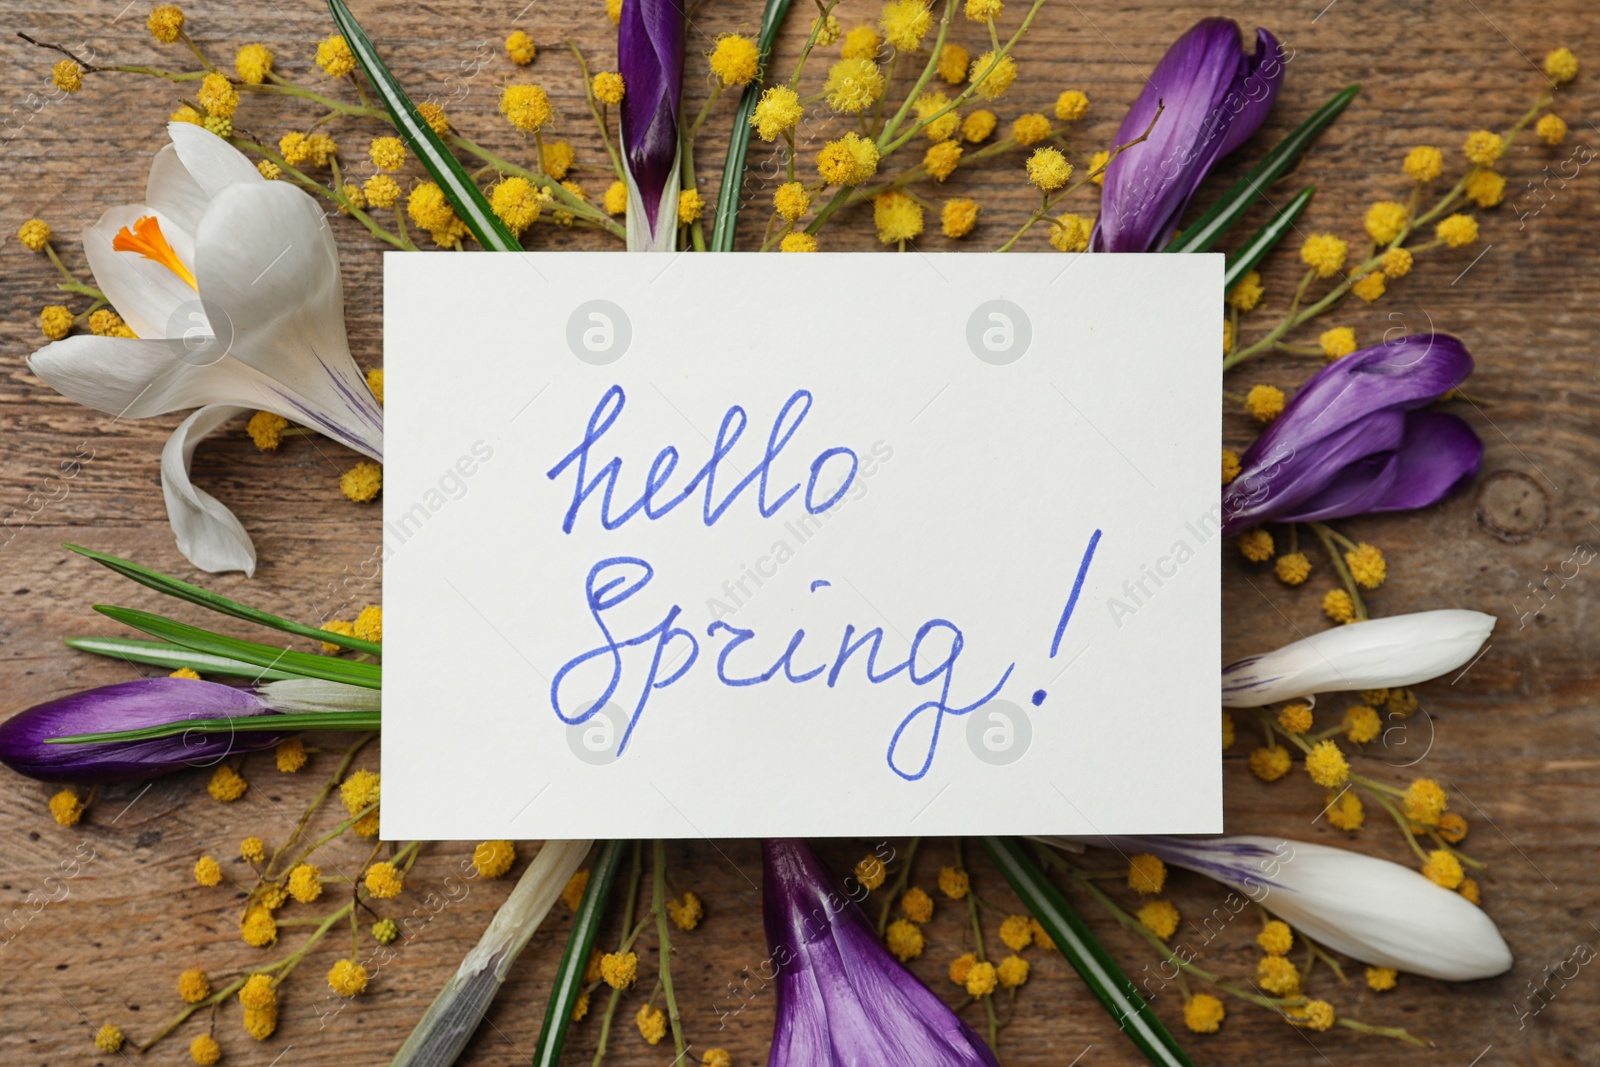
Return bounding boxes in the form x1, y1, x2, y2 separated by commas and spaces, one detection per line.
326, 0, 521, 251
96, 606, 382, 690
709, 0, 796, 252
1225, 185, 1316, 292
66, 544, 381, 656
981, 837, 1195, 1067
531, 840, 628, 1067
1165, 84, 1359, 255
48, 710, 381, 745
65, 636, 302, 681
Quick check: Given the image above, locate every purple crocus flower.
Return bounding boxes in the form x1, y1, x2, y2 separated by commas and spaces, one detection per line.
0, 677, 280, 783
763, 839, 999, 1067
618, 0, 684, 250
1092, 18, 1284, 252
1222, 334, 1483, 536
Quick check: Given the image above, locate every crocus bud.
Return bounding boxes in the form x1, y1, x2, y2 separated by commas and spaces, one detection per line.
1092, 18, 1285, 252
764, 839, 999, 1067
618, 0, 685, 250
0, 678, 280, 783
1222, 334, 1483, 536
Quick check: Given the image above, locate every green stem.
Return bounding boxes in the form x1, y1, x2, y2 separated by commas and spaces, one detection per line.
651, 841, 687, 1060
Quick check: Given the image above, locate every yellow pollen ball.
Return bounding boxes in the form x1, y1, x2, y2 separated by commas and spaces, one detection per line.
949, 952, 977, 985
901, 886, 934, 922
1257, 919, 1293, 956
1026, 147, 1072, 191
1012, 113, 1052, 146
1088, 149, 1111, 185
341, 768, 381, 815
39, 305, 73, 341
999, 913, 1034, 950
1238, 527, 1274, 562
1305, 739, 1350, 788
1388, 688, 1418, 717
95, 1024, 124, 1053
287, 863, 323, 903
341, 461, 383, 502
1344, 542, 1386, 587
1381, 247, 1413, 278
1136, 899, 1179, 940
562, 869, 590, 910
812, 14, 842, 46
1364, 200, 1409, 244
603, 180, 628, 215
881, 0, 934, 51
1127, 854, 1166, 895
1403, 145, 1444, 182
1244, 383, 1285, 423
1049, 213, 1091, 252
1249, 745, 1291, 781
816, 132, 879, 186
415, 102, 450, 134
240, 907, 277, 947
1055, 89, 1089, 121
600, 951, 639, 989
506, 30, 536, 65
924, 140, 963, 181
1184, 993, 1226, 1033
501, 84, 554, 131
1327, 788, 1365, 830
52, 60, 83, 93
964, 960, 999, 997
1535, 113, 1568, 145
1366, 965, 1398, 991
1436, 213, 1479, 247
1275, 552, 1312, 585
841, 26, 881, 60
965, 0, 1003, 20
855, 854, 887, 889
678, 188, 706, 226
236, 43, 274, 84
938, 43, 969, 84
593, 71, 625, 105
373, 917, 398, 944
1320, 326, 1357, 359
1323, 588, 1356, 623
49, 789, 84, 826
1403, 778, 1448, 825
208, 765, 247, 802
243, 1005, 278, 1039
1461, 877, 1481, 904
1351, 271, 1386, 303
874, 190, 925, 243
751, 85, 803, 141
357, 174, 396, 209
366, 367, 384, 404
1465, 169, 1506, 208
1543, 47, 1579, 86
473, 839, 517, 878
1257, 954, 1300, 995
938, 866, 969, 898
178, 968, 211, 1003
885, 918, 924, 960
1294, 1000, 1336, 1031
370, 136, 406, 171
668, 890, 703, 930
1030, 917, 1055, 950
1221, 449, 1241, 485
240, 836, 266, 863
492, 176, 543, 235
239, 974, 276, 1011
18, 218, 51, 252
1438, 812, 1469, 843
327, 958, 369, 996
1463, 129, 1504, 166
780, 232, 818, 252
962, 109, 997, 142
774, 182, 810, 221
316, 35, 356, 78
247, 411, 288, 451
825, 57, 886, 113
942, 198, 979, 238
968, 51, 1017, 100
913, 92, 960, 142
1276, 702, 1312, 735
319, 618, 354, 652
147, 5, 185, 43
198, 73, 239, 118
189, 1034, 221, 1065
997, 954, 1030, 988
1344, 704, 1382, 743
1227, 270, 1264, 311
194, 855, 223, 887
606, 0, 622, 24
1299, 232, 1347, 277
636, 1004, 667, 1044
709, 34, 761, 87
1422, 849, 1464, 889
365, 861, 404, 899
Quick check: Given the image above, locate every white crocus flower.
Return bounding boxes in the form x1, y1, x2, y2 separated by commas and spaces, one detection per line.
1221, 609, 1494, 707
28, 123, 382, 575
1093, 835, 1512, 981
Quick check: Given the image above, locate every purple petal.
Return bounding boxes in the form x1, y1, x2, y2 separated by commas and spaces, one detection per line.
764, 840, 999, 1067
618, 0, 684, 236
0, 678, 279, 783
1366, 410, 1484, 514
1091, 19, 1284, 252
1223, 410, 1405, 533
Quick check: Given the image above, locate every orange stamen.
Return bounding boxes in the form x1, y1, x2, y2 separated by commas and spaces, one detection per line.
111, 215, 198, 290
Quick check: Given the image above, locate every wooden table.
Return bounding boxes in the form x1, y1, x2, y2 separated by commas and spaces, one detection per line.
1, 1, 1595, 1063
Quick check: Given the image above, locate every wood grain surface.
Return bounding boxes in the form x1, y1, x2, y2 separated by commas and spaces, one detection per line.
1, 1, 1597, 1064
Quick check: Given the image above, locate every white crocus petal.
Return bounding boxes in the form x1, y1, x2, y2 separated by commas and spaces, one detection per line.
28, 333, 286, 418
144, 143, 212, 236
165, 120, 264, 197
1097, 835, 1512, 981
81, 205, 196, 339
162, 405, 257, 575
195, 181, 382, 458
259, 678, 381, 714
1221, 609, 1495, 707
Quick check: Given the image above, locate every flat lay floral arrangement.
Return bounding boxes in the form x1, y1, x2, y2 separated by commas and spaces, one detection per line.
2, 0, 1587, 1064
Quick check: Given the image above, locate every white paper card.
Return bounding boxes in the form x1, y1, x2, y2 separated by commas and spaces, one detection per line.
382, 252, 1221, 839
